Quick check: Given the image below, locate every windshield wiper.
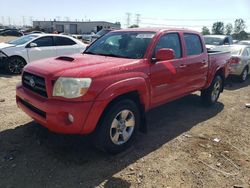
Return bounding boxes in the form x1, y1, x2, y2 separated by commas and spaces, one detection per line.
83, 51, 97, 55
84, 52, 132, 59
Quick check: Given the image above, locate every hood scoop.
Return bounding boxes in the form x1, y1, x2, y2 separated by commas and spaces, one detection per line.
56, 56, 75, 62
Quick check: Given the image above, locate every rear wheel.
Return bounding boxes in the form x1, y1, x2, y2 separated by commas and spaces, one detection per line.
94, 99, 140, 154
5, 56, 26, 74
201, 75, 223, 106
240, 67, 248, 82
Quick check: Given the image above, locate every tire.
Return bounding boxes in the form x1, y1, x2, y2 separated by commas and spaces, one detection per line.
5, 56, 26, 74
239, 67, 248, 82
94, 99, 140, 154
201, 75, 223, 106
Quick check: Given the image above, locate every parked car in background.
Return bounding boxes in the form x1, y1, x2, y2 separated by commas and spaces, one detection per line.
213, 45, 250, 82
0, 34, 86, 74
204, 35, 233, 50
238, 40, 250, 45
82, 29, 113, 43
16, 28, 231, 153
24, 31, 45, 35
233, 40, 239, 44
0, 29, 23, 37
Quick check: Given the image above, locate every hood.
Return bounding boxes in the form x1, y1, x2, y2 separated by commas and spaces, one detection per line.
24, 54, 141, 79
0, 42, 16, 50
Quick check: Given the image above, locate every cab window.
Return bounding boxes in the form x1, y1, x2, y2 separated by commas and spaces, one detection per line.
184, 33, 203, 56
153, 33, 182, 59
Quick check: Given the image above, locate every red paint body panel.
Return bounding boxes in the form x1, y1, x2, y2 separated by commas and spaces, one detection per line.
16, 28, 231, 135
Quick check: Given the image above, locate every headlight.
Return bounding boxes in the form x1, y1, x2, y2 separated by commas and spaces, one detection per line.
0, 51, 7, 58
53, 77, 92, 98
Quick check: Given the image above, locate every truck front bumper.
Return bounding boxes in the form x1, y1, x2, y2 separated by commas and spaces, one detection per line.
16, 83, 95, 134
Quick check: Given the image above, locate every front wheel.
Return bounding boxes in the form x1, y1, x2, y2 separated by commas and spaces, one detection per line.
94, 99, 140, 154
5, 57, 26, 74
201, 75, 223, 106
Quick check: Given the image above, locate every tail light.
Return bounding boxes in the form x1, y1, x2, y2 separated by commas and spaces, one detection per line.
230, 57, 241, 64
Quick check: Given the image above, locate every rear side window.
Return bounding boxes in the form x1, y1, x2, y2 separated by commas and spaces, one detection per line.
184, 33, 203, 56
33, 36, 53, 47
54, 37, 76, 46
154, 33, 182, 59
246, 48, 250, 57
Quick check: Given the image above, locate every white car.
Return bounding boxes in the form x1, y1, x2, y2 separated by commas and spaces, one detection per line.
0, 34, 87, 74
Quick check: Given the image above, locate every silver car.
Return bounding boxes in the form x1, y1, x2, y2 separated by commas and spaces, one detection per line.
213, 45, 250, 82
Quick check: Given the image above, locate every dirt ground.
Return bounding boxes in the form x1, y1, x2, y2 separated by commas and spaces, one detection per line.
0, 57, 250, 187
0, 36, 17, 43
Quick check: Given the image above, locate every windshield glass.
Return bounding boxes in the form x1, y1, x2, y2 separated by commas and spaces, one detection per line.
8, 35, 39, 45
204, 37, 223, 45
85, 31, 155, 59
213, 46, 242, 55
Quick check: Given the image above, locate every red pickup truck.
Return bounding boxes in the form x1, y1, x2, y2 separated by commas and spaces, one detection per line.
16, 28, 231, 153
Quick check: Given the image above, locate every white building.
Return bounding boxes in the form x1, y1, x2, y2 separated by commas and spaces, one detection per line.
33, 21, 121, 34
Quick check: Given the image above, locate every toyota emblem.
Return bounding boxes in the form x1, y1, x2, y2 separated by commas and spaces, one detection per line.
29, 78, 36, 87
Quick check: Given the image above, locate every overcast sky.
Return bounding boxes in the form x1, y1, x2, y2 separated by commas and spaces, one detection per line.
0, 0, 250, 32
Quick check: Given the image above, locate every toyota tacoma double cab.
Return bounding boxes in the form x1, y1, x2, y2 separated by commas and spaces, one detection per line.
16, 28, 231, 153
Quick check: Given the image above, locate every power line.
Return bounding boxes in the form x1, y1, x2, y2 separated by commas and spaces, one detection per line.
141, 17, 250, 22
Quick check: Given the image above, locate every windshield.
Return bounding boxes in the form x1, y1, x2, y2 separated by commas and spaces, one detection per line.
85, 31, 155, 59
213, 46, 242, 55
204, 37, 223, 45
8, 35, 39, 45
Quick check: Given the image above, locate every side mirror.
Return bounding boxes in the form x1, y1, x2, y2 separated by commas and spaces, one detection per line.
155, 48, 175, 62
29, 42, 38, 48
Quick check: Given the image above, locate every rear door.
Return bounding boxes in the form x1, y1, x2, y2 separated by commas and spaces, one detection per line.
27, 36, 56, 62
54, 36, 79, 56
150, 32, 188, 106
183, 33, 208, 91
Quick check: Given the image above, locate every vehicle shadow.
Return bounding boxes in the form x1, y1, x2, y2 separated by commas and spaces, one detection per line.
225, 76, 250, 91
0, 94, 224, 188
0, 70, 17, 78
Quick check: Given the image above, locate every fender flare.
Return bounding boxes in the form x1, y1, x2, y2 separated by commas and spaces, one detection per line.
81, 77, 150, 134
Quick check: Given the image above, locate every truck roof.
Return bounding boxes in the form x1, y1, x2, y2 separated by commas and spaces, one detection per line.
111, 27, 201, 34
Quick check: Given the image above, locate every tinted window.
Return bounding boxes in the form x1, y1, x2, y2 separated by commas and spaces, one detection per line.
154, 33, 182, 59
245, 48, 250, 56
184, 34, 203, 56
54, 36, 76, 46
33, 37, 53, 47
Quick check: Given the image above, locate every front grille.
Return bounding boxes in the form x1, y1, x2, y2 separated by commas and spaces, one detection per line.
19, 98, 46, 118
22, 72, 47, 98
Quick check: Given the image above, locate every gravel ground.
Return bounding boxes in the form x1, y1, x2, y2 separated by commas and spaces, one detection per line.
0, 47, 250, 187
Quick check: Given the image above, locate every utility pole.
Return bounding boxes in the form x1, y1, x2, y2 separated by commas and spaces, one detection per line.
1, 16, 4, 25
22, 16, 26, 26
29, 16, 33, 26
8, 16, 11, 26
126, 13, 131, 28
135, 14, 141, 26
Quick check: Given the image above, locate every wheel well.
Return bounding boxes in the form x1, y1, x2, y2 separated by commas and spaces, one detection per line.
215, 68, 225, 92
8, 55, 27, 65
95, 91, 147, 133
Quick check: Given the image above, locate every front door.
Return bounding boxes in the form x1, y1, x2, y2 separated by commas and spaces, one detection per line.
150, 32, 189, 107
27, 36, 57, 62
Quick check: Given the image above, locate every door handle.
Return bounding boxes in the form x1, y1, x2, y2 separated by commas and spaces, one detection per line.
179, 64, 187, 68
